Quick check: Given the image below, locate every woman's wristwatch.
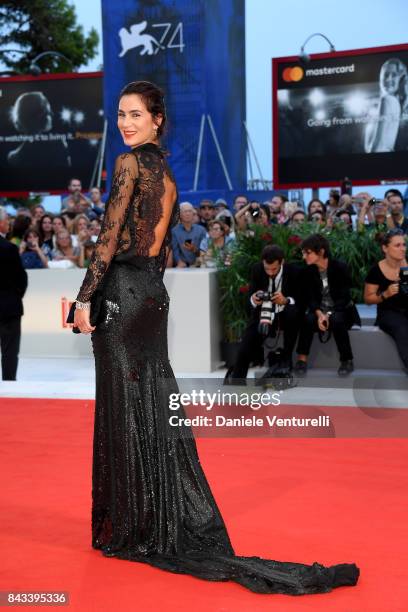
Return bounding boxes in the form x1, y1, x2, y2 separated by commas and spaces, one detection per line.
379, 291, 385, 302
76, 300, 91, 310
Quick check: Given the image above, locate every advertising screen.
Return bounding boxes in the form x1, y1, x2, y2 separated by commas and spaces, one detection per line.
0, 72, 103, 195
273, 44, 408, 188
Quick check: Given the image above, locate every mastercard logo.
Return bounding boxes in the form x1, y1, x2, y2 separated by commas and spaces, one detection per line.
282, 66, 304, 82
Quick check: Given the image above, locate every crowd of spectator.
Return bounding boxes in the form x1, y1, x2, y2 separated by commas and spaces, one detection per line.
1, 178, 407, 376
2, 176, 407, 273
0, 178, 103, 270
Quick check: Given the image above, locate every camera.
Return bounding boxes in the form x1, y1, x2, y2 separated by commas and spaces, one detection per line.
352, 197, 378, 207
218, 215, 231, 227
400, 266, 408, 297
256, 290, 271, 301
256, 291, 275, 335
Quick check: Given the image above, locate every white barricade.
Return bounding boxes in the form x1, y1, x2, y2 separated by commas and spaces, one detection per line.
21, 268, 222, 373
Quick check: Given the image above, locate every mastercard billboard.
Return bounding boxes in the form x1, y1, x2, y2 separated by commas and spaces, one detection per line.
272, 43, 408, 188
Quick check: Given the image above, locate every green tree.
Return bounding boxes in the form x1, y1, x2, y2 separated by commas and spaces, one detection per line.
0, 0, 99, 73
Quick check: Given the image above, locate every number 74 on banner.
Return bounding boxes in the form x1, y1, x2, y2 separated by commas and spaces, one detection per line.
152, 22, 184, 54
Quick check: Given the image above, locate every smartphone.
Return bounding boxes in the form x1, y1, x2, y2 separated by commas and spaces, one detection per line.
185, 239, 192, 245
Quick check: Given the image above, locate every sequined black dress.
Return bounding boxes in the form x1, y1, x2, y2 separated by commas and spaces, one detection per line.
76, 143, 359, 595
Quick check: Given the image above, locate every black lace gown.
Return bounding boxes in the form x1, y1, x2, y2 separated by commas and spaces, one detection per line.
76, 143, 359, 595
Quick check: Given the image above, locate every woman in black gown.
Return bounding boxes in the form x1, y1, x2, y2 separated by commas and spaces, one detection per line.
74, 81, 360, 595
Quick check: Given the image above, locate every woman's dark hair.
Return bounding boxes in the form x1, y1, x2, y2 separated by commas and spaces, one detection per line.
290, 209, 306, 221
300, 233, 331, 258
208, 220, 225, 234
259, 204, 271, 221
381, 228, 405, 247
11, 215, 32, 239
261, 245, 283, 263
52, 215, 66, 228
307, 198, 326, 215
119, 81, 166, 137
23, 227, 42, 247
83, 239, 95, 251
37, 214, 54, 242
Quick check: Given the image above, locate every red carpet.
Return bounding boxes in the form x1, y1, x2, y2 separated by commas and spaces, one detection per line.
1, 397, 407, 611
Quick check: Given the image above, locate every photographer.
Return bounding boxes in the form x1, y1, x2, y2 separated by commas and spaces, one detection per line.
326, 194, 355, 230
355, 193, 388, 232
364, 229, 408, 373
225, 245, 301, 383
234, 201, 270, 232
295, 234, 360, 377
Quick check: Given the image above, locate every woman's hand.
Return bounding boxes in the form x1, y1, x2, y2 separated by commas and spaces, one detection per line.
383, 283, 399, 299
31, 237, 41, 252
74, 308, 96, 334
77, 229, 89, 244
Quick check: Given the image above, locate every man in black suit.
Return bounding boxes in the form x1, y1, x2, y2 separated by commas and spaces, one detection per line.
0, 207, 28, 380
295, 233, 360, 377
227, 245, 302, 382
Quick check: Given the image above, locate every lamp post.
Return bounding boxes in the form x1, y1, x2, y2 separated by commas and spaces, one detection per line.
29, 51, 74, 74
299, 33, 336, 63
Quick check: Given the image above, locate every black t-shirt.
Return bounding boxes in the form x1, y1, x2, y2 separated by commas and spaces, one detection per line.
365, 263, 407, 315
394, 216, 408, 233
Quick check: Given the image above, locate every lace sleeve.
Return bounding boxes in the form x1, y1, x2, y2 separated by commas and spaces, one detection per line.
76, 153, 138, 302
